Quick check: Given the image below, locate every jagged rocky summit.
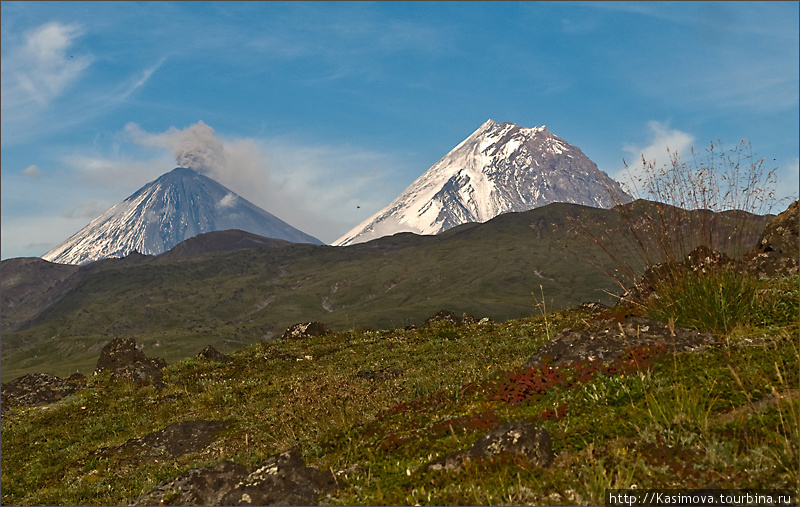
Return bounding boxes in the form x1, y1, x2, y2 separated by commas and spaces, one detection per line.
42, 167, 323, 265
335, 119, 629, 246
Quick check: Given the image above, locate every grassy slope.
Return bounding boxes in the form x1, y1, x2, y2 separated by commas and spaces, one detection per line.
1, 276, 797, 506
0, 204, 616, 382
1, 202, 768, 383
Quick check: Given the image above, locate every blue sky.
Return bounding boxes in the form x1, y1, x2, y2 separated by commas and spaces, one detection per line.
2, 1, 798, 259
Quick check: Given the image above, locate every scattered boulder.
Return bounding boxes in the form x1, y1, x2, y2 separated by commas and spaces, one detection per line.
1, 372, 86, 413
423, 310, 486, 327
197, 345, 233, 363
96, 337, 146, 371
132, 460, 248, 506
96, 337, 167, 371
741, 200, 799, 278
281, 322, 332, 340
95, 420, 228, 460
134, 448, 336, 506
110, 361, 164, 388
354, 366, 403, 382
429, 422, 553, 472
96, 337, 167, 387
220, 448, 337, 506
525, 315, 716, 369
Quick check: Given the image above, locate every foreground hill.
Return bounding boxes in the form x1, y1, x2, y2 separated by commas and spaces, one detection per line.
1, 277, 797, 505
0, 200, 771, 382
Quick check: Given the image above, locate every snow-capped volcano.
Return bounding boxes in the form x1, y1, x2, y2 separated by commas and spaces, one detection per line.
42, 167, 323, 265
334, 120, 629, 246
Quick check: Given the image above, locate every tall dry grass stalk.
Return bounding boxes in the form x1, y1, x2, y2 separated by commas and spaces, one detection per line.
581, 139, 783, 333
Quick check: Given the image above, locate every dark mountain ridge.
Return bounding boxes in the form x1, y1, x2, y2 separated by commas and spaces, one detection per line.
1, 200, 772, 381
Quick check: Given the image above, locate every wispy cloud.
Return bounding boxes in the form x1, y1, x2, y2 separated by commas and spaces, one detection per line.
22, 164, 41, 179
1, 20, 169, 147
1, 22, 93, 115
117, 56, 167, 100
63, 200, 111, 219
615, 121, 695, 193
778, 157, 799, 203
623, 121, 695, 165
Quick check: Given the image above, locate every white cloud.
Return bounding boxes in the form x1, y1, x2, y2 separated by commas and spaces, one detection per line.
217, 193, 238, 209
118, 56, 167, 100
62, 152, 168, 190
1, 22, 93, 113
615, 121, 695, 195
623, 120, 695, 166
63, 200, 111, 219
22, 164, 41, 179
777, 157, 799, 203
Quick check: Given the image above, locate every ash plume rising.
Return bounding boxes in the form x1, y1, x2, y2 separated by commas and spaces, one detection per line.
172, 121, 225, 175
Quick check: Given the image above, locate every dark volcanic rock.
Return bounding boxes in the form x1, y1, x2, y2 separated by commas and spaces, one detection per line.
525, 315, 716, 369
423, 309, 485, 327
134, 448, 336, 506
96, 337, 147, 371
220, 448, 337, 506
96, 420, 228, 460
429, 422, 553, 472
1, 372, 86, 413
132, 461, 248, 506
197, 345, 233, 363
96, 337, 166, 372
281, 322, 332, 340
96, 337, 167, 387
742, 200, 799, 278
623, 246, 734, 305
110, 361, 164, 388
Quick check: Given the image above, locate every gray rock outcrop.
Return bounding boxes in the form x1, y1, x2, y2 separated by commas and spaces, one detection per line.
525, 315, 716, 368
133, 448, 336, 506
281, 322, 332, 340
96, 420, 228, 460
1, 372, 86, 413
429, 422, 553, 471
197, 345, 233, 363
742, 200, 799, 278
96, 337, 166, 387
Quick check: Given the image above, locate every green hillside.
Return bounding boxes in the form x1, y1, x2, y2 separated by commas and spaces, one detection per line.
0, 201, 768, 382
1, 275, 797, 505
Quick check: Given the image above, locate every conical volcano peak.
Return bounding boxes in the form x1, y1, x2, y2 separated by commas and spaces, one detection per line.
334, 120, 629, 246
42, 168, 323, 265
170, 166, 198, 174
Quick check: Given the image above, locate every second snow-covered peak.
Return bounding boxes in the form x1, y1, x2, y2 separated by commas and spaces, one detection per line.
334, 120, 628, 246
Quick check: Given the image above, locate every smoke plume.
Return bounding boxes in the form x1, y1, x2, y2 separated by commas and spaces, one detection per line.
172, 121, 225, 175
124, 120, 272, 196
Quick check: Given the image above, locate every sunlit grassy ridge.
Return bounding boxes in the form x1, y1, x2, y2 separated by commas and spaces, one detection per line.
1, 201, 770, 383
2, 275, 797, 505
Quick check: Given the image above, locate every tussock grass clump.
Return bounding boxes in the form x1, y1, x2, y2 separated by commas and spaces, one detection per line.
586, 139, 788, 335
645, 267, 763, 335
